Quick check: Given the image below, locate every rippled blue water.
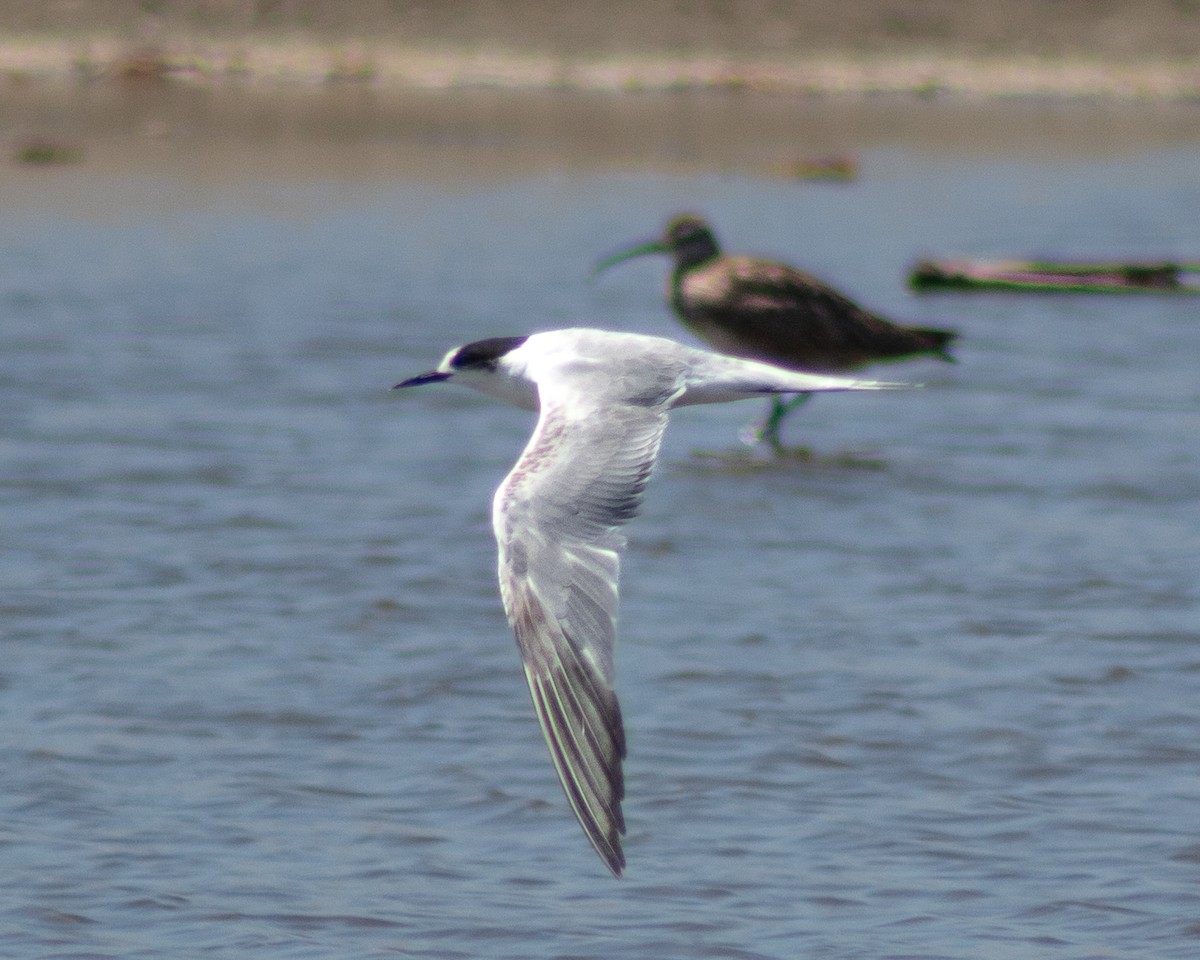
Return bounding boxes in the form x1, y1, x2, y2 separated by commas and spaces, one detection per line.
3, 92, 1200, 959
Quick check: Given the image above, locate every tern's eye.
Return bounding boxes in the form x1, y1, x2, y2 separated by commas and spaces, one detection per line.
450, 335, 529, 371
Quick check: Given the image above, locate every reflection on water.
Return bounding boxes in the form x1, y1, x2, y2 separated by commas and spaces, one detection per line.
2, 89, 1200, 959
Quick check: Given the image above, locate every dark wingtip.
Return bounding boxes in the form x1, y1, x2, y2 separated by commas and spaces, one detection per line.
595, 831, 626, 878
607, 850, 626, 878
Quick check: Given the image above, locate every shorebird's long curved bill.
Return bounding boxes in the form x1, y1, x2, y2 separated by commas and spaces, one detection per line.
591, 238, 670, 278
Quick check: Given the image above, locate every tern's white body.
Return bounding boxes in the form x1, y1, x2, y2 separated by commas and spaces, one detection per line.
397, 327, 902, 876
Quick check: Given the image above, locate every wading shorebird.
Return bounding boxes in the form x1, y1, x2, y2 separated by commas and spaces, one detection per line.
593, 214, 956, 450
395, 328, 907, 875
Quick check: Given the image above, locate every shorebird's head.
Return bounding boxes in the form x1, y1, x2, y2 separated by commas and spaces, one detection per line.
592, 213, 721, 277
661, 214, 721, 266
394, 335, 538, 410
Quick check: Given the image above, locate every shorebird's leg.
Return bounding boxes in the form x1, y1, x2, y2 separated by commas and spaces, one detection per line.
744, 393, 813, 451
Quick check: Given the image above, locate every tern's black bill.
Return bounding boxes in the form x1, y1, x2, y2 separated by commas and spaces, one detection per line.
393, 370, 450, 389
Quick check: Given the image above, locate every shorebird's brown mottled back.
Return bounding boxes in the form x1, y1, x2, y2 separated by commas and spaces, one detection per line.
594, 214, 956, 448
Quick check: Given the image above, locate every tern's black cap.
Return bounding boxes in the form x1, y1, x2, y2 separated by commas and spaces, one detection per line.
449, 336, 529, 371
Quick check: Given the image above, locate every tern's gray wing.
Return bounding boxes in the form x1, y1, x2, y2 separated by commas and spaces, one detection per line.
492, 391, 674, 877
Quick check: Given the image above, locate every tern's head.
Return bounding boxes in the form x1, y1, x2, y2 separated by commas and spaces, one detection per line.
394, 335, 537, 410
592, 213, 721, 278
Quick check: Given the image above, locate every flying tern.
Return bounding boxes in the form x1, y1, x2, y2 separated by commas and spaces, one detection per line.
395, 327, 905, 875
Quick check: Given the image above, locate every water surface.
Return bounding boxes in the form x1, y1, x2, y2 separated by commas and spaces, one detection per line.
2, 89, 1200, 959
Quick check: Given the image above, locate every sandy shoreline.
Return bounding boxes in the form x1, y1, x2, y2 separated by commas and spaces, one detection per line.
3, 33, 1200, 101
6, 24, 1199, 181
6, 1, 1200, 101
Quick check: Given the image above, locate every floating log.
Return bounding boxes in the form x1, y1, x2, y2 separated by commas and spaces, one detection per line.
909, 258, 1200, 293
